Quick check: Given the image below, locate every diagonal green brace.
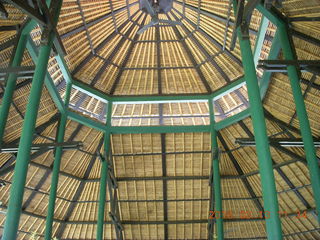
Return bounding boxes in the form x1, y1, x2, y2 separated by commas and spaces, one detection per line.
257, 4, 320, 224
0, 32, 27, 148
2, 0, 63, 238
26, 38, 66, 114
232, 1, 282, 239
44, 81, 72, 240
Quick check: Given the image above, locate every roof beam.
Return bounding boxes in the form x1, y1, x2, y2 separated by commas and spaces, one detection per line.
167, 13, 212, 93
109, 14, 147, 94
60, 3, 138, 39
55, 136, 104, 238
218, 132, 265, 214
238, 121, 316, 219
161, 134, 169, 239
172, 7, 242, 66
20, 124, 83, 211
0, 113, 60, 176
71, 10, 139, 76
171, 11, 231, 83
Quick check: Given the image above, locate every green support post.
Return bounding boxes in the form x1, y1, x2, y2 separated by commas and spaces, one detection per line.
97, 101, 113, 240
277, 25, 320, 223
2, 1, 63, 239
0, 31, 27, 148
209, 100, 223, 240
44, 81, 72, 240
257, 3, 320, 224
232, 1, 282, 239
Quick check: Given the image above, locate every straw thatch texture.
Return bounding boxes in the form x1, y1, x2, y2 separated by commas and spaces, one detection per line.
0, 0, 320, 239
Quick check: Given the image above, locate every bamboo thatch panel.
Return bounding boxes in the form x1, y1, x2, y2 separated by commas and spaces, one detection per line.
222, 199, 260, 218
127, 43, 157, 68
80, 0, 111, 21
264, 72, 320, 136
60, 223, 115, 239
219, 153, 238, 176
282, 0, 320, 16
0, 4, 25, 25
281, 212, 320, 239
161, 41, 194, 66
224, 220, 266, 238
123, 224, 165, 240
168, 223, 207, 239
88, 17, 115, 48
221, 178, 251, 198
117, 180, 164, 201
167, 179, 209, 199
114, 69, 157, 95
167, 200, 209, 219
111, 133, 162, 154
120, 201, 164, 221
64, 31, 92, 71
57, 0, 83, 35
166, 153, 210, 176
113, 155, 163, 177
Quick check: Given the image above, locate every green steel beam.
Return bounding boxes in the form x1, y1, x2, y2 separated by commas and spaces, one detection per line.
2, 1, 63, 238
26, 38, 66, 113
215, 108, 250, 130
280, 29, 320, 224
44, 81, 71, 240
259, 31, 281, 99
0, 31, 27, 149
67, 110, 105, 132
233, 1, 282, 239
97, 102, 112, 240
212, 76, 246, 100
72, 79, 110, 103
256, 5, 281, 26
254, 16, 269, 68
55, 54, 73, 84
258, 4, 320, 224
110, 125, 211, 134
209, 100, 223, 240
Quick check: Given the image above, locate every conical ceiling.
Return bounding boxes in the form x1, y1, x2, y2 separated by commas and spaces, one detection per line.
58, 0, 263, 95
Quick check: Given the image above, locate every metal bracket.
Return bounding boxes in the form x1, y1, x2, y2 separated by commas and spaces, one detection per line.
1, 141, 83, 153
230, 0, 260, 50
5, 0, 66, 55
257, 60, 320, 75
108, 167, 118, 189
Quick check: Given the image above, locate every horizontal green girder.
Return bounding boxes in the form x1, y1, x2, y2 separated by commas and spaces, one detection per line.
67, 110, 105, 132
215, 108, 251, 130
68, 110, 211, 134
111, 125, 211, 134
72, 76, 247, 104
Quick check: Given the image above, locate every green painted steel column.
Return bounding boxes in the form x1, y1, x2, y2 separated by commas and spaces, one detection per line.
44, 82, 72, 240
97, 102, 113, 240
278, 25, 320, 223
232, 1, 282, 239
0, 33, 27, 148
2, 1, 63, 239
209, 100, 224, 240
